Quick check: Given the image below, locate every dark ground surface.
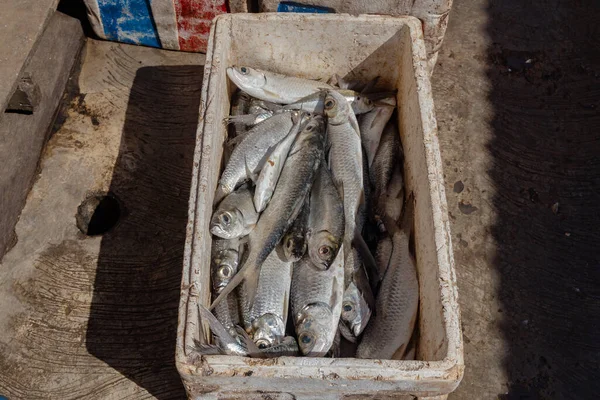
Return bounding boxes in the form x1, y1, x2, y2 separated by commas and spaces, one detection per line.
436, 0, 600, 398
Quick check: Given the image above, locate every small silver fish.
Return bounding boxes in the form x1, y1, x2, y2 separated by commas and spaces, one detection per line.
359, 101, 395, 168
249, 249, 293, 348
254, 113, 308, 212
215, 111, 298, 204
339, 248, 374, 341
227, 66, 333, 104
324, 90, 364, 262
356, 196, 418, 360
210, 116, 325, 310
291, 245, 345, 357
306, 164, 344, 270
197, 304, 248, 356
210, 185, 258, 239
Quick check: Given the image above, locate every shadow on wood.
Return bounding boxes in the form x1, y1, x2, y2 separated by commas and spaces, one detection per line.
86, 65, 203, 399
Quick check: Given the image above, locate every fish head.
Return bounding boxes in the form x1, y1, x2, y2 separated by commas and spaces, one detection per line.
308, 230, 341, 270
281, 231, 307, 262
296, 302, 335, 356
252, 313, 286, 349
292, 115, 326, 149
350, 94, 374, 114
340, 282, 372, 337
227, 66, 267, 91
211, 249, 240, 293
210, 208, 246, 239
324, 91, 352, 124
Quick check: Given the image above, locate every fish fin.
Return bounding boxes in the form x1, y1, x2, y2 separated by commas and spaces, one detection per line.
226, 114, 257, 125
235, 326, 267, 358
330, 276, 341, 308
244, 269, 260, 311
262, 88, 283, 102
360, 76, 380, 94
198, 303, 237, 345
349, 114, 361, 137
368, 107, 387, 131
352, 232, 379, 299
338, 321, 357, 343
209, 255, 257, 311
192, 340, 223, 355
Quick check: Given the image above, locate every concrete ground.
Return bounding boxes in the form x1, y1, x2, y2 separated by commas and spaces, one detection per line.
1, 0, 599, 399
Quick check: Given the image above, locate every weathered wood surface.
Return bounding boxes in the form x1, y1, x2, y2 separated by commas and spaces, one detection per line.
0, 12, 84, 259
0, 40, 205, 399
0, 0, 60, 115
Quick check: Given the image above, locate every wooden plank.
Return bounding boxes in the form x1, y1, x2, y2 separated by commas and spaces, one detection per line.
0, 0, 59, 115
0, 12, 84, 258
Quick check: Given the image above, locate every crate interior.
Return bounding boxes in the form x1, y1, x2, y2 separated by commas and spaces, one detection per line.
193, 15, 448, 364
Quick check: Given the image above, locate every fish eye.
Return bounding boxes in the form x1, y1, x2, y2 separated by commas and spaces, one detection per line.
286, 238, 294, 249
220, 212, 231, 225
299, 333, 312, 344
305, 123, 314, 131
343, 303, 353, 312
318, 245, 332, 259
256, 339, 269, 349
218, 265, 232, 278
240, 67, 248, 74
324, 99, 335, 109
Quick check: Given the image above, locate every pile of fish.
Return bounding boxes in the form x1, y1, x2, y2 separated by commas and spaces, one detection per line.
198, 66, 419, 359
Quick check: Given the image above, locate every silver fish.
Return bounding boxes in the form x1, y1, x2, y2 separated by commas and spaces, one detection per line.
254, 113, 308, 212
210, 185, 258, 239
339, 248, 374, 341
370, 120, 400, 201
306, 164, 344, 270
210, 116, 325, 310
359, 102, 395, 168
249, 249, 293, 348
211, 238, 241, 337
227, 66, 333, 104
291, 245, 345, 356
215, 111, 297, 204
197, 304, 248, 356
324, 90, 364, 261
356, 196, 418, 359
281, 198, 310, 262
284, 90, 374, 115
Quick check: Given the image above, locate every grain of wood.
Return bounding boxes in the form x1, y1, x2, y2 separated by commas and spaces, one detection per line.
0, 40, 205, 400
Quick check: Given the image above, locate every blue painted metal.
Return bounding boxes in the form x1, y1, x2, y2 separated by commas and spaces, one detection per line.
276, 2, 334, 13
97, 0, 160, 47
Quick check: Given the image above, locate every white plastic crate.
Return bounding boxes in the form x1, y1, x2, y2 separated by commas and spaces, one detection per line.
177, 13, 463, 399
